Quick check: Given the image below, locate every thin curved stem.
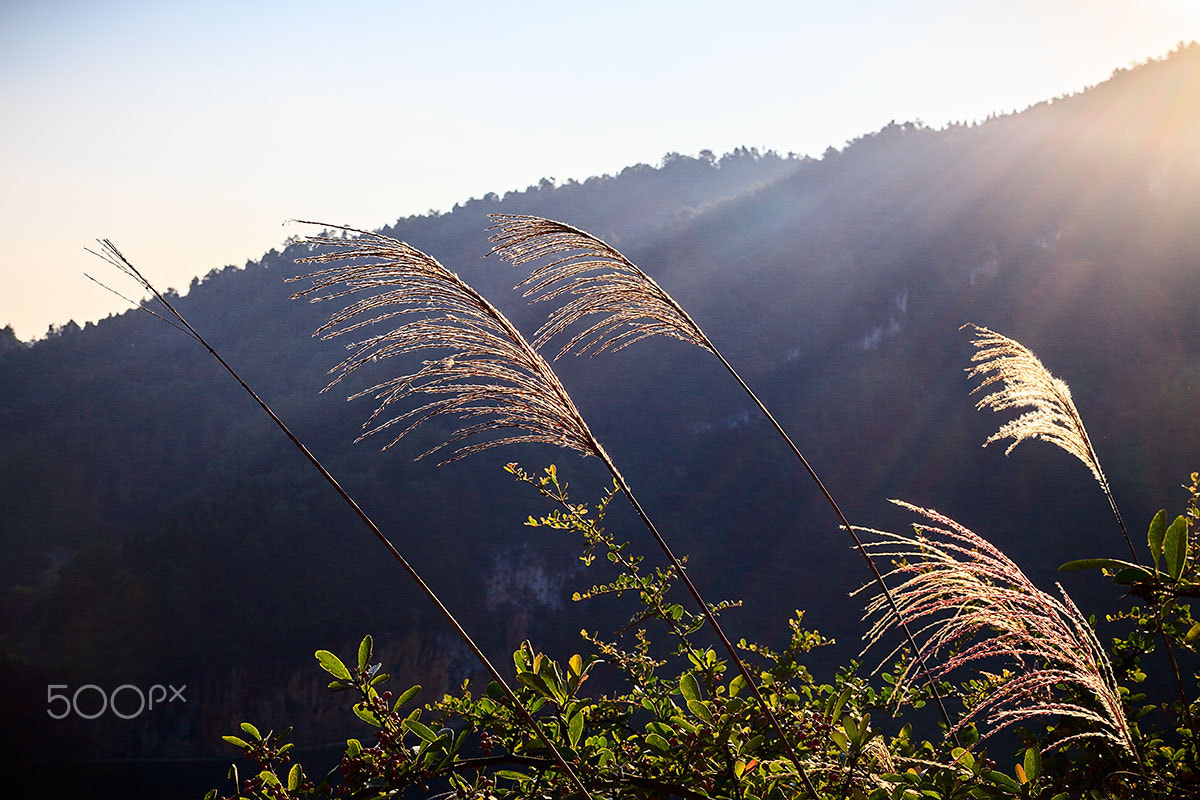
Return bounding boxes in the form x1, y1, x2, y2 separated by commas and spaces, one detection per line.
1073, 396, 1187, 712
708, 348, 955, 733
1097, 476, 1188, 712
962, 323, 1186, 720
93, 242, 594, 800
489, 215, 954, 734
1079, 426, 1137, 562
584, 432, 821, 798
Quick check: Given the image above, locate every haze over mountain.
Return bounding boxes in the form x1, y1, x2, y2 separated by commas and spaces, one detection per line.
2, 44, 1198, 796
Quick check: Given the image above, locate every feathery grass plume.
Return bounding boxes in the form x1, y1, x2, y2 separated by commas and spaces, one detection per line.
962, 323, 1135, 560
963, 323, 1102, 479
856, 501, 1135, 757
488, 213, 955, 731
486, 214, 712, 358
295, 221, 823, 795
93, 237, 594, 800
289, 224, 597, 464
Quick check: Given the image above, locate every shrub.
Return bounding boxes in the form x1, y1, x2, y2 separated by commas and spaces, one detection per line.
206, 467, 1200, 799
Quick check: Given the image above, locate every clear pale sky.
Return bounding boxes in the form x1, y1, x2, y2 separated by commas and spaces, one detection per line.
2, 0, 1198, 341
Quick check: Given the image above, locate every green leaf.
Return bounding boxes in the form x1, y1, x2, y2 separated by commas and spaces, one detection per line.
1165, 515, 1189, 581
830, 684, 852, 719
1058, 557, 1143, 572
315, 650, 351, 681
1023, 746, 1041, 782
240, 722, 262, 741
568, 653, 583, 676
514, 644, 533, 672
358, 635, 373, 672
287, 763, 302, 792
346, 738, 362, 757
450, 728, 469, 759
646, 721, 673, 738
352, 704, 381, 727
404, 718, 441, 743
516, 671, 555, 700
221, 735, 249, 749
1186, 623, 1200, 644
496, 769, 531, 781
679, 672, 701, 703
843, 715, 860, 743
671, 715, 699, 734
951, 747, 975, 770
645, 732, 671, 753
568, 711, 584, 748
687, 698, 715, 724
394, 685, 421, 711
1148, 509, 1167, 570
259, 770, 280, 788
728, 674, 746, 698
985, 770, 1021, 792
1113, 566, 1156, 585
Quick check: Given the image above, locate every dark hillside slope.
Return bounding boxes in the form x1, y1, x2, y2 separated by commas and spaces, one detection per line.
1, 45, 1198, 793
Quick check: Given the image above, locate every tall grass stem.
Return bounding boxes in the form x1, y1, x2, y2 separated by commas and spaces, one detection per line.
291, 222, 819, 795
488, 214, 954, 733
91, 240, 594, 800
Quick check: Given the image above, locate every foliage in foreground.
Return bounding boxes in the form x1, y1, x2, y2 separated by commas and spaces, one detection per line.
208, 468, 1200, 800
123, 217, 1192, 799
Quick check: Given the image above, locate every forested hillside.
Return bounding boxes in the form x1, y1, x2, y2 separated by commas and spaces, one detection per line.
2, 44, 1198, 794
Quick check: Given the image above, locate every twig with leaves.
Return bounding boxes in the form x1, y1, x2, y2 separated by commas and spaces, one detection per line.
486, 213, 955, 733
290, 222, 821, 796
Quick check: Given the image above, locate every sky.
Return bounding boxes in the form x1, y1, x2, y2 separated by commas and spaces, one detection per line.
2, 0, 1198, 341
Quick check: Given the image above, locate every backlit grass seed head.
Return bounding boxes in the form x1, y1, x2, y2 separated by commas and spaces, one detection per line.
289, 224, 598, 464
856, 502, 1133, 755
487, 214, 712, 358
962, 323, 1103, 484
